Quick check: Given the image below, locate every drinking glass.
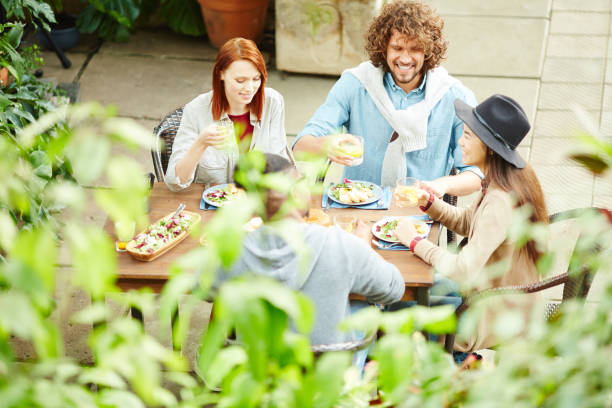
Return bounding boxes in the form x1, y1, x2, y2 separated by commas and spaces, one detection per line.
395, 176, 420, 207
333, 214, 355, 233
332, 134, 364, 166
215, 118, 237, 152
115, 220, 136, 252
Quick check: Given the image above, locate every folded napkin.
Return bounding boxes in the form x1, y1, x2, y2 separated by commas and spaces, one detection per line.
322, 187, 392, 210
200, 199, 218, 210
375, 215, 432, 251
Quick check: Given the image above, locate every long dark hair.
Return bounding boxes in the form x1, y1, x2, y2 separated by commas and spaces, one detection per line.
484, 150, 549, 263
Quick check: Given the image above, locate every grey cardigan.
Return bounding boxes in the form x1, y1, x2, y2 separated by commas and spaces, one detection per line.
165, 88, 294, 191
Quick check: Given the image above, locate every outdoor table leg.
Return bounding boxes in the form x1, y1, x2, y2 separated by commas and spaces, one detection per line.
130, 306, 144, 324
417, 287, 430, 341
417, 287, 429, 306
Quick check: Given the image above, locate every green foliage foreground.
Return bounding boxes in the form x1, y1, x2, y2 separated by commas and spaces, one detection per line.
0, 104, 611, 407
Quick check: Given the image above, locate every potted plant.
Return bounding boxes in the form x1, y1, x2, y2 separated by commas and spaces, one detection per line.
36, 12, 80, 50
196, 0, 270, 47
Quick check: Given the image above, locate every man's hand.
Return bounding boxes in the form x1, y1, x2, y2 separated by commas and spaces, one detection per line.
325, 133, 362, 166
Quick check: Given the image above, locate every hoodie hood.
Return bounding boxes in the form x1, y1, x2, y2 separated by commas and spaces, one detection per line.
235, 224, 328, 290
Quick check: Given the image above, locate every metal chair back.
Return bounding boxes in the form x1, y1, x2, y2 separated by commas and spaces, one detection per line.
152, 107, 184, 182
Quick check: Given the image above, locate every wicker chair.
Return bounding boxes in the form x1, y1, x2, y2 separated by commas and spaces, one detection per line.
443, 207, 610, 353
152, 107, 184, 182
226, 331, 376, 356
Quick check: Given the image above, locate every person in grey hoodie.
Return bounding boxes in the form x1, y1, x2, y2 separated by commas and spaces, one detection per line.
214, 153, 404, 348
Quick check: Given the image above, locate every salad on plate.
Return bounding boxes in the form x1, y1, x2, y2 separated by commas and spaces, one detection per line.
329, 179, 378, 204
204, 183, 243, 207
372, 217, 428, 243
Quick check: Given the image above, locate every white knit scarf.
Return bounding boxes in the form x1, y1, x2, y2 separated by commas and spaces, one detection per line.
346, 62, 458, 187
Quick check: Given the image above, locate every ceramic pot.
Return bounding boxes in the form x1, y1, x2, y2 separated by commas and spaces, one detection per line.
197, 0, 270, 48
37, 13, 80, 51
0, 67, 9, 87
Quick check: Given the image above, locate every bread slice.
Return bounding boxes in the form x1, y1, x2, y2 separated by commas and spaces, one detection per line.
126, 210, 201, 262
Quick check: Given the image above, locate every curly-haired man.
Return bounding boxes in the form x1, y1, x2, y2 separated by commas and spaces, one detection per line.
293, 0, 483, 196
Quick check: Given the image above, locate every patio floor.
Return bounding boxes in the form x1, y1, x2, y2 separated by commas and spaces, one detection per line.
21, 0, 611, 364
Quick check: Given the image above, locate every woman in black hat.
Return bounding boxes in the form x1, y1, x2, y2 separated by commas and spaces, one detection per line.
395, 94, 548, 353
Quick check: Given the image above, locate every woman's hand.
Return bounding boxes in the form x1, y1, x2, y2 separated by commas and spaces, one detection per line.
353, 218, 371, 243
197, 123, 226, 149
395, 218, 418, 246
419, 178, 448, 199
392, 186, 430, 208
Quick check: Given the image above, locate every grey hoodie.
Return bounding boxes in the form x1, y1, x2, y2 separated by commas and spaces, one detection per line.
216, 223, 404, 345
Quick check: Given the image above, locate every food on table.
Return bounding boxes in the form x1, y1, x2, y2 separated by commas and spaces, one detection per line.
205, 183, 243, 206
126, 211, 201, 261
374, 218, 426, 242
330, 179, 375, 204
200, 216, 263, 246
243, 216, 263, 232
304, 208, 331, 227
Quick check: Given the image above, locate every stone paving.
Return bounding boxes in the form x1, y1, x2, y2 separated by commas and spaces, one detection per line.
30, 0, 611, 363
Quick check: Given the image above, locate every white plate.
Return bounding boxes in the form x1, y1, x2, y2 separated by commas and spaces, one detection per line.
327, 180, 383, 206
371, 216, 430, 243
202, 183, 242, 208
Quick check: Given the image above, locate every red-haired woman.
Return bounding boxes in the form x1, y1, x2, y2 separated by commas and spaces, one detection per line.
165, 38, 293, 191
395, 94, 549, 353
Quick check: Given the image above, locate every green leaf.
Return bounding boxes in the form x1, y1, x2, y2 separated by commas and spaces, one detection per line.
6, 23, 24, 48
80, 368, 127, 389
160, 0, 206, 36
98, 389, 144, 408
72, 302, 113, 325
10, 227, 57, 294
372, 334, 415, 404
66, 224, 117, 300
304, 352, 351, 408
32, 319, 63, 359
0, 210, 18, 252
569, 153, 610, 175
204, 346, 248, 388
0, 292, 39, 339
65, 133, 111, 185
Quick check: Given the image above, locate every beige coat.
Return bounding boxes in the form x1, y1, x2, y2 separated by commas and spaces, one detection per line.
414, 187, 540, 352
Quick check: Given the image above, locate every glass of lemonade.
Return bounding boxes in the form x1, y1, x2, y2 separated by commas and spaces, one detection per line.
333, 214, 355, 233
395, 176, 420, 207
115, 220, 136, 252
216, 118, 237, 152
333, 134, 364, 166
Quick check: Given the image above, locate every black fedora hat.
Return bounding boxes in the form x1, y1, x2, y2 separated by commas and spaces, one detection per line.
454, 94, 529, 168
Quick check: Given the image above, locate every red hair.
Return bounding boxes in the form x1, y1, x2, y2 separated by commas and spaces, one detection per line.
211, 38, 267, 121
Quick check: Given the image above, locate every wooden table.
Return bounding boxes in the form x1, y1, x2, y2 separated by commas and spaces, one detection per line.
104, 183, 437, 306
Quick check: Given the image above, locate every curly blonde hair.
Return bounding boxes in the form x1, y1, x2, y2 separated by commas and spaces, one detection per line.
365, 1, 447, 73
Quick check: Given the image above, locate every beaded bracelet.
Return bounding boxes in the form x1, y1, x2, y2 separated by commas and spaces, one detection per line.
419, 191, 435, 212
409, 236, 423, 252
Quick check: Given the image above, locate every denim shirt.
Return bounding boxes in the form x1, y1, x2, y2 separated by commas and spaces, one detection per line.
296, 70, 483, 184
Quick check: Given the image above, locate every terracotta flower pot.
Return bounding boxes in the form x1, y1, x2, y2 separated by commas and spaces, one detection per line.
197, 0, 270, 48
0, 67, 9, 87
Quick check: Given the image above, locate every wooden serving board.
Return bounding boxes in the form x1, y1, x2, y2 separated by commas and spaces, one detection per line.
126, 211, 201, 262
